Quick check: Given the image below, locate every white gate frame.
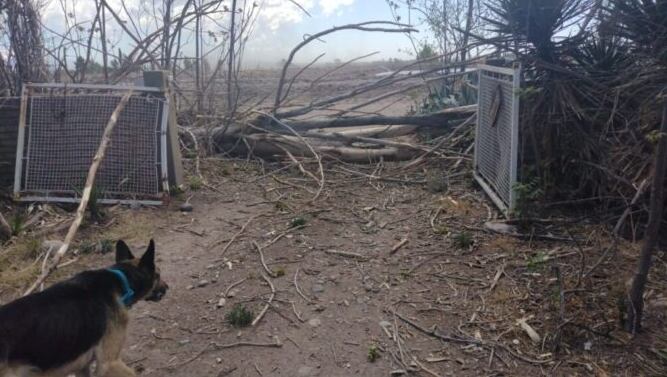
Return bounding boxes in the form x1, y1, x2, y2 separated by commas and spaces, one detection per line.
473, 63, 521, 217
13, 83, 169, 206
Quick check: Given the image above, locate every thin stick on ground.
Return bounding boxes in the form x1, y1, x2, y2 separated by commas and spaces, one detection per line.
24, 91, 133, 296
252, 273, 275, 327
293, 267, 312, 303
211, 214, 260, 253
224, 277, 247, 298
253, 241, 277, 278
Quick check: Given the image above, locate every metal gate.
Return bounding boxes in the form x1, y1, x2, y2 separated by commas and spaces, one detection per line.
474, 64, 520, 217
13, 83, 170, 205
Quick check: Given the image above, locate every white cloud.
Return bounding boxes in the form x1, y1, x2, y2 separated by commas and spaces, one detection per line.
260, 0, 315, 31
319, 0, 355, 15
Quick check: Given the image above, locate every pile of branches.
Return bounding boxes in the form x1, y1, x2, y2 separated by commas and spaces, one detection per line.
481, 0, 667, 236
189, 22, 479, 163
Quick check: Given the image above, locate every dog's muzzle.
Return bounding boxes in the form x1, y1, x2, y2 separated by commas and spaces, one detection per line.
146, 281, 169, 302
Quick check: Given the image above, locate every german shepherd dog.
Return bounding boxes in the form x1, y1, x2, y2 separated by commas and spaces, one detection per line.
0, 240, 168, 377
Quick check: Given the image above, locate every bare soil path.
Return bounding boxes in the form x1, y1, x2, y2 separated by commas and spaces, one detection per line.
3, 158, 666, 376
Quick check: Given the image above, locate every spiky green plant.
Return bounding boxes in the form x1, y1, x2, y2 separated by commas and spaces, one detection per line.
226, 304, 254, 327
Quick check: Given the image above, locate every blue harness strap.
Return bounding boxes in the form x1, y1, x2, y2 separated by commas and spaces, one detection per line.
107, 268, 135, 306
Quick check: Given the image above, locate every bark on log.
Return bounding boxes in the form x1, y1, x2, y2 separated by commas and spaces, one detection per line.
242, 133, 417, 162
277, 105, 476, 131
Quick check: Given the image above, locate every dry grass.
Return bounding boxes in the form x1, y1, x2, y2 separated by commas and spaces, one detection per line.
0, 210, 155, 299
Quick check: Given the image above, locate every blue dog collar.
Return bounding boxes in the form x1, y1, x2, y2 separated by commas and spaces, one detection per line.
107, 268, 135, 306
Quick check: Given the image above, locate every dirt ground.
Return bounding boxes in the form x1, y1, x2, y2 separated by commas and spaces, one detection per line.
3, 157, 667, 377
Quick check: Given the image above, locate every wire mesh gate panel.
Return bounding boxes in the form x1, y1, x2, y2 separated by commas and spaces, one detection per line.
14, 83, 170, 205
474, 64, 520, 217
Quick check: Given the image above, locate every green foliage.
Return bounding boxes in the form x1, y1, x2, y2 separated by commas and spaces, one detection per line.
290, 217, 307, 228
452, 231, 473, 249
416, 42, 437, 60
367, 344, 380, 362
79, 241, 97, 254
512, 178, 544, 220
226, 304, 254, 327
88, 185, 105, 221
527, 251, 548, 271
9, 213, 25, 236
100, 239, 114, 254
188, 176, 203, 190
274, 267, 286, 277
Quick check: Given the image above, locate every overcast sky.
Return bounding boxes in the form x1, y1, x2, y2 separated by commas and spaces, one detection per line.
40, 0, 422, 68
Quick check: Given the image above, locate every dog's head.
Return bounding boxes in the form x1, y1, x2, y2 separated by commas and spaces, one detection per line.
114, 239, 169, 302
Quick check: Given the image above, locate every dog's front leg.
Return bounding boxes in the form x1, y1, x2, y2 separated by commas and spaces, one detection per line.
94, 315, 135, 377
95, 361, 135, 377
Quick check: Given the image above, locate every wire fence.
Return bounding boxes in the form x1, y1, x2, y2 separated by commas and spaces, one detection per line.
15, 84, 168, 204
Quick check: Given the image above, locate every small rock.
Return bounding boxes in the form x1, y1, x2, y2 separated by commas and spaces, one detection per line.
178, 339, 191, 346
308, 318, 322, 328
311, 284, 325, 294
227, 289, 238, 298
314, 304, 326, 312
216, 298, 226, 308
197, 279, 209, 288
216, 357, 222, 364
186, 285, 194, 290
584, 341, 593, 351
484, 221, 518, 234
179, 203, 194, 212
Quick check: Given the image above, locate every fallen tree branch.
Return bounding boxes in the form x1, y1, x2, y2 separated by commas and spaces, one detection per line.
253, 111, 325, 202
273, 105, 476, 131
24, 91, 133, 296
253, 241, 277, 278
294, 267, 312, 303
252, 273, 276, 327
273, 21, 417, 110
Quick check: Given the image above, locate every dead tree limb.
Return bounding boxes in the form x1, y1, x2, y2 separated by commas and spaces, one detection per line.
273, 21, 417, 111
276, 55, 485, 119
277, 105, 475, 131
625, 101, 667, 333
24, 91, 134, 296
254, 111, 325, 201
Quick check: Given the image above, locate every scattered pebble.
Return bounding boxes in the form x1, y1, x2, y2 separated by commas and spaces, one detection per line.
179, 203, 193, 212
216, 298, 226, 308
197, 279, 209, 288
308, 318, 322, 328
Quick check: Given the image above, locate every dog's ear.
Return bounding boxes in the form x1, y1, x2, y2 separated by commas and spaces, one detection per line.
116, 240, 135, 262
139, 239, 156, 272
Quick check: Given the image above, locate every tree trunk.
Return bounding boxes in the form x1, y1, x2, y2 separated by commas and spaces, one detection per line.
227, 0, 238, 117
461, 0, 475, 72
625, 101, 667, 333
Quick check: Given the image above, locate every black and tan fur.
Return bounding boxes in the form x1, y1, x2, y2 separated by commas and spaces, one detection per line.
0, 240, 168, 377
